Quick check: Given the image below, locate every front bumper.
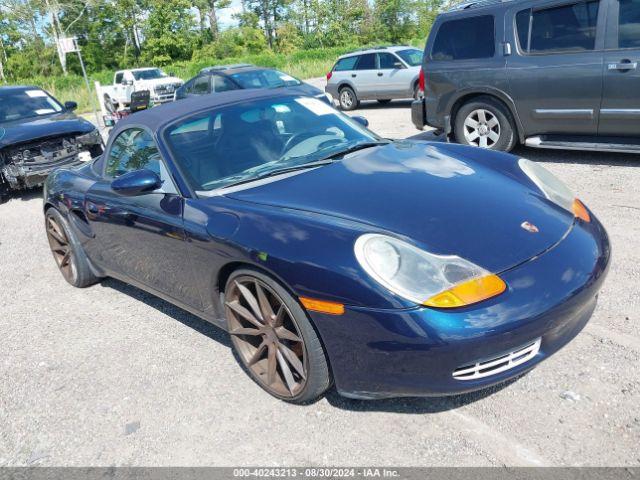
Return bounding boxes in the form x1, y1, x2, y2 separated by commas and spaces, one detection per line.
310, 217, 610, 399
1, 154, 86, 190
152, 93, 176, 104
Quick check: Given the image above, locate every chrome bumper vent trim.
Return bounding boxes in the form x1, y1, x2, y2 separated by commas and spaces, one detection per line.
453, 338, 541, 381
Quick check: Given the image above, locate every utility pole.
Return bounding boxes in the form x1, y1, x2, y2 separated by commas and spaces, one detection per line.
45, 0, 68, 75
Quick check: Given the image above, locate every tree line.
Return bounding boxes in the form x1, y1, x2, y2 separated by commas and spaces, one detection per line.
0, 0, 458, 81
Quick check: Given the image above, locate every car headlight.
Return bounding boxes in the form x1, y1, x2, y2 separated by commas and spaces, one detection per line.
519, 158, 590, 222
76, 128, 102, 146
354, 234, 506, 308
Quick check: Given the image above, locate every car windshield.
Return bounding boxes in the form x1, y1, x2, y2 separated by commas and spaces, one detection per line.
164, 96, 382, 193
0, 89, 63, 123
396, 49, 423, 66
132, 69, 167, 80
230, 70, 302, 89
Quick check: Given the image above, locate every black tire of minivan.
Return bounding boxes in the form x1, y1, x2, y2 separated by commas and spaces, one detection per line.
454, 96, 517, 152
338, 86, 359, 111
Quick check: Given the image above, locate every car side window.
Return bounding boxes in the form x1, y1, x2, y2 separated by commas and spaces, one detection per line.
516, 1, 600, 54
355, 53, 376, 70
115, 72, 124, 84
105, 128, 162, 178
378, 52, 400, 69
618, 0, 640, 48
192, 75, 210, 94
431, 15, 495, 60
333, 56, 359, 71
212, 75, 236, 92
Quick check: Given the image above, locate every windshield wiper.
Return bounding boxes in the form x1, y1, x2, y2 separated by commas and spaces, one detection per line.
218, 160, 334, 190
320, 140, 390, 160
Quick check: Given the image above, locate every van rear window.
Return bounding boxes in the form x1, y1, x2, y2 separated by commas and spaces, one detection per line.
334, 56, 358, 71
431, 15, 495, 61
516, 1, 599, 54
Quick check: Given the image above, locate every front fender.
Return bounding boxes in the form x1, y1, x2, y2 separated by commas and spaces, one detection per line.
185, 197, 415, 313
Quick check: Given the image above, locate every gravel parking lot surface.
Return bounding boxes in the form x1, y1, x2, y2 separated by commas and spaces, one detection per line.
1, 80, 639, 466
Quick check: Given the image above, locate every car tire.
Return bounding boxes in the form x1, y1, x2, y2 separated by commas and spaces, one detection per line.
338, 86, 359, 111
45, 207, 101, 288
454, 96, 517, 152
377, 99, 391, 104
224, 268, 331, 404
0, 178, 9, 204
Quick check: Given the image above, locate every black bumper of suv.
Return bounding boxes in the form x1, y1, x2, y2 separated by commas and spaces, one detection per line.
411, 98, 427, 130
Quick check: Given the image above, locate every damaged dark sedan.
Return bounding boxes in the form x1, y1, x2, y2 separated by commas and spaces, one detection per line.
0, 86, 103, 202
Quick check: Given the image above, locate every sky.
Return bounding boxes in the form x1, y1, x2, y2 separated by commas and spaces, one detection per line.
216, 0, 243, 30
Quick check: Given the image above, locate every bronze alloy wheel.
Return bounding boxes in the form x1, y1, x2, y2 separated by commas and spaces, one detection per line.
225, 275, 308, 399
46, 215, 78, 284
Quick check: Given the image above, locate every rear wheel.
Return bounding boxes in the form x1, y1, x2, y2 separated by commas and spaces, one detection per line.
45, 208, 100, 288
454, 97, 516, 152
224, 269, 331, 403
338, 86, 359, 111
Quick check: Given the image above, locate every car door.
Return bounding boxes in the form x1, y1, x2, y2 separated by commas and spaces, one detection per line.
352, 53, 378, 98
376, 52, 414, 98
506, 0, 606, 136
599, 0, 640, 136
330, 55, 359, 91
83, 127, 205, 309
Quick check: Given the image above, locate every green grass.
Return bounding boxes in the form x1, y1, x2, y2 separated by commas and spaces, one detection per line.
8, 46, 358, 114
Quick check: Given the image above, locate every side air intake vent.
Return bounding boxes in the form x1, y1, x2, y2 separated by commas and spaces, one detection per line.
453, 338, 541, 380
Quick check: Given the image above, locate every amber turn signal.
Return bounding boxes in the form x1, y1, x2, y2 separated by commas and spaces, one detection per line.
572, 198, 591, 223
300, 296, 345, 315
423, 274, 507, 309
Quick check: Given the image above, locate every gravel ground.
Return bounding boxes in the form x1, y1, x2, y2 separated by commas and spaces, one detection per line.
1, 80, 639, 467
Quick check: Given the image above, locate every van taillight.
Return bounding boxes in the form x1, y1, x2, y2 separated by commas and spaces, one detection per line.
326, 71, 333, 81
418, 67, 425, 94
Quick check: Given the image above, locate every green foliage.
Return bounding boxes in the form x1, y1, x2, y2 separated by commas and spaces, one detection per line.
275, 22, 303, 54
0, 0, 447, 111
142, 0, 196, 65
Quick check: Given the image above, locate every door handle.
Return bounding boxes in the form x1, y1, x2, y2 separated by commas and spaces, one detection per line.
377, 72, 383, 76
608, 60, 637, 71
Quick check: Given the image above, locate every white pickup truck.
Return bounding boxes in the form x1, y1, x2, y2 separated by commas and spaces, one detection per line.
101, 68, 183, 107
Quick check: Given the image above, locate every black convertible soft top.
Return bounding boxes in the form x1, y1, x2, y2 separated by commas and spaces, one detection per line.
113, 88, 305, 134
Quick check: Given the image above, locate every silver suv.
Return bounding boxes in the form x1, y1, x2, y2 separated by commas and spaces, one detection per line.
325, 46, 423, 110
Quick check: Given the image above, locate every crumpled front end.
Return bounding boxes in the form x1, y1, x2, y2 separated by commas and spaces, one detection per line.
0, 130, 103, 190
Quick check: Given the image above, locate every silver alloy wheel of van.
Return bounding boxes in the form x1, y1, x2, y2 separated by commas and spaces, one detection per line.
340, 89, 354, 109
463, 109, 501, 148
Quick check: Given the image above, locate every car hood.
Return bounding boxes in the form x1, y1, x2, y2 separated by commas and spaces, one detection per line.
225, 141, 574, 273
138, 77, 183, 88
0, 112, 95, 149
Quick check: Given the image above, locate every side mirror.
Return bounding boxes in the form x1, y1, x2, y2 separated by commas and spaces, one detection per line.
393, 61, 405, 69
64, 101, 78, 111
351, 115, 369, 128
122, 79, 133, 86
111, 169, 162, 196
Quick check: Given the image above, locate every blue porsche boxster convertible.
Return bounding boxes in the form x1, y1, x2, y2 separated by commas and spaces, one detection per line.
43, 89, 610, 402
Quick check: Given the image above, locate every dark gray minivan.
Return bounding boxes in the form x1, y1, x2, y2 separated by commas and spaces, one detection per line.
412, 0, 640, 153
